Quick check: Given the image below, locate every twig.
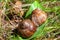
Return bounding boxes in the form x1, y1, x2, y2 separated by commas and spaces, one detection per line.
2, 0, 16, 29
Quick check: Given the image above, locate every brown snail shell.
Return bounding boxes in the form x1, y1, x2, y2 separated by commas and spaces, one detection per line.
17, 19, 37, 38
32, 9, 47, 26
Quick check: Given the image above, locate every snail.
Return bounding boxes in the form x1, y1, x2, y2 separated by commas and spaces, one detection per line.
16, 8, 47, 38
17, 19, 37, 38
32, 8, 47, 26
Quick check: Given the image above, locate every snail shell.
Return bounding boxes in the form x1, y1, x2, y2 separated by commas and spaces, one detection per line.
17, 19, 37, 38
32, 9, 47, 26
